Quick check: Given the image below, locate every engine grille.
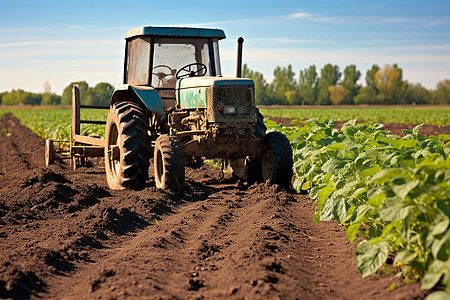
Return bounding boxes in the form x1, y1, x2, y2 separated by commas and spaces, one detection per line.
206, 84, 256, 123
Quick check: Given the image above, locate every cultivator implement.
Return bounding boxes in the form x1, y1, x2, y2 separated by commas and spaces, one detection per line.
45, 85, 107, 169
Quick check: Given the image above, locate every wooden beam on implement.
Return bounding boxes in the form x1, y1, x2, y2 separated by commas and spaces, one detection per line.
72, 85, 81, 138
73, 135, 105, 148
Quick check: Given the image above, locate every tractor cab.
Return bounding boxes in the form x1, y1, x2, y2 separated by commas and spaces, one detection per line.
123, 27, 225, 110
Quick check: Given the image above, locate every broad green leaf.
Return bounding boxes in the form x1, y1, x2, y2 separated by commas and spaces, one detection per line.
354, 204, 373, 223
359, 165, 382, 180
412, 123, 424, 134
370, 168, 402, 185
425, 291, 450, 300
313, 212, 320, 223
431, 229, 450, 260
390, 139, 417, 150
317, 181, 335, 208
347, 223, 361, 242
355, 241, 390, 277
351, 187, 367, 199
391, 180, 419, 200
264, 119, 277, 127
430, 218, 450, 237
321, 157, 348, 173
367, 193, 385, 208
394, 248, 417, 264
293, 176, 304, 192
301, 180, 311, 191
332, 197, 347, 224
380, 202, 414, 222
320, 196, 342, 222
438, 134, 450, 142
422, 260, 446, 290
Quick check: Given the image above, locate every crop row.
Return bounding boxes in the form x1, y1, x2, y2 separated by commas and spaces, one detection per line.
267, 119, 449, 298
260, 106, 450, 126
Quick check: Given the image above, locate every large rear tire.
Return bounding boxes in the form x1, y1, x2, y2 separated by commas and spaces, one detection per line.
261, 131, 293, 186
154, 135, 185, 191
105, 102, 150, 190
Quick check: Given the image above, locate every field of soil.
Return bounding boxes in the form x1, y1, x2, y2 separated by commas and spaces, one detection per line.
0, 113, 431, 299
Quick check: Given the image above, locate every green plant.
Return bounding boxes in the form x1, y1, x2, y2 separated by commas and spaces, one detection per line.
267, 118, 450, 297
260, 106, 450, 126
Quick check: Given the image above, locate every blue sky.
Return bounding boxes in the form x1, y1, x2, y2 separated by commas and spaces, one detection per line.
1, 0, 449, 94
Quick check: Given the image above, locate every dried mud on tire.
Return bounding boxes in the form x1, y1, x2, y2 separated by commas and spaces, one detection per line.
0, 113, 427, 299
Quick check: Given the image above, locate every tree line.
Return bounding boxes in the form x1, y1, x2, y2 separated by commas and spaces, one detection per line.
243, 63, 449, 105
0, 65, 449, 106
0, 81, 114, 106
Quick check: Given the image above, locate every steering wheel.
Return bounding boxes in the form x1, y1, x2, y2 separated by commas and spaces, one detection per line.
152, 65, 176, 87
176, 63, 207, 79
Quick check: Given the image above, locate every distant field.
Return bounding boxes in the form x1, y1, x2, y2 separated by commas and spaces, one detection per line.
1, 105, 449, 142
0, 107, 107, 141
259, 105, 450, 126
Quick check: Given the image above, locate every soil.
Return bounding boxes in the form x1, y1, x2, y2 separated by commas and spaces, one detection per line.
0, 113, 430, 299
267, 117, 450, 137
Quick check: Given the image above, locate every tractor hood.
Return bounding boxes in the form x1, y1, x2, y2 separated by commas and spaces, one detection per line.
176, 77, 256, 123
176, 77, 254, 90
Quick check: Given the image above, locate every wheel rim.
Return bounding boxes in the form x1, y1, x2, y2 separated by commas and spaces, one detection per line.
107, 121, 120, 182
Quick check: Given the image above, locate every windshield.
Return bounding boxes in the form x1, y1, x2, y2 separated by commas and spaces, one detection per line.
151, 37, 212, 88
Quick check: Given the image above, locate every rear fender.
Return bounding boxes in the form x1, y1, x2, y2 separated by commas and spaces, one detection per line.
111, 84, 164, 116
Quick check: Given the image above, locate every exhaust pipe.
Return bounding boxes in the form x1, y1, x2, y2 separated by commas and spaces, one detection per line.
236, 37, 244, 78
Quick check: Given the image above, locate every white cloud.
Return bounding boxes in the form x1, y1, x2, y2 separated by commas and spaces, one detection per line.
288, 12, 313, 19
68, 25, 88, 29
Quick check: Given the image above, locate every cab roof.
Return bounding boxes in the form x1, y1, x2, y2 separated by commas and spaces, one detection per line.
125, 26, 226, 40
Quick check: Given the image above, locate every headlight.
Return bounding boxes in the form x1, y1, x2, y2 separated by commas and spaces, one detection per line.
223, 105, 236, 114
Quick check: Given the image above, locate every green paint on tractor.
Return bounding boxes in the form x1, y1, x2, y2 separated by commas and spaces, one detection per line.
177, 87, 207, 109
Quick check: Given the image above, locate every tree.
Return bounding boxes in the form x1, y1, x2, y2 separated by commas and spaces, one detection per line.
432, 79, 450, 104
342, 65, 361, 104
61, 81, 89, 105
271, 65, 299, 105
317, 64, 341, 105
1, 89, 42, 105
404, 82, 430, 104
298, 65, 318, 105
366, 64, 380, 89
328, 85, 350, 105
242, 64, 273, 105
375, 64, 403, 104
354, 86, 384, 104
42, 81, 52, 105
87, 82, 114, 106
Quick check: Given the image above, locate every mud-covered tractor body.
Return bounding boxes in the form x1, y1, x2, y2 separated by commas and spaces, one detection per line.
101, 26, 293, 190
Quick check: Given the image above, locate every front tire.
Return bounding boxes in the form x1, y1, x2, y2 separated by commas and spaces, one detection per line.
154, 135, 185, 191
261, 132, 293, 186
105, 102, 150, 190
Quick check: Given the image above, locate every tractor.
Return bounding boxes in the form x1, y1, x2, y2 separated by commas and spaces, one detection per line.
46, 26, 293, 191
